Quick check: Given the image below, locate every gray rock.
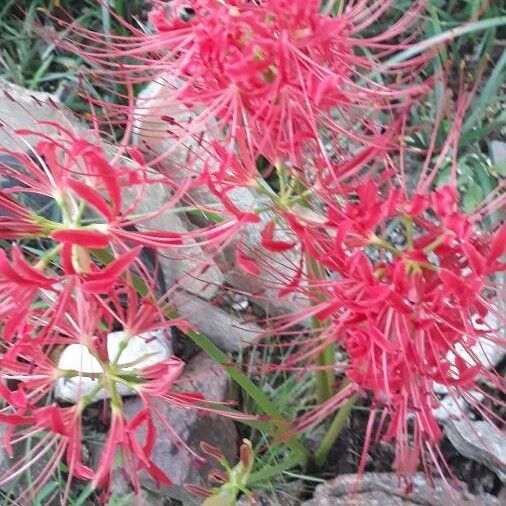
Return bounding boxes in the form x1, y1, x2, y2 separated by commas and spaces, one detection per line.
0, 78, 81, 149
133, 77, 207, 170
490, 140, 506, 175
98, 353, 237, 505
445, 420, 506, 482
433, 313, 504, 423
237, 481, 304, 506
223, 211, 309, 316
54, 329, 173, 403
302, 473, 501, 506
133, 77, 215, 209
122, 179, 224, 299
433, 389, 484, 423
172, 291, 263, 351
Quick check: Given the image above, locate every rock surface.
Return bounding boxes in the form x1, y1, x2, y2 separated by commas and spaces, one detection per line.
99, 352, 237, 505
445, 420, 506, 482
433, 389, 484, 423
0, 78, 81, 148
433, 312, 504, 423
490, 140, 506, 174
122, 179, 224, 299
133, 77, 206, 173
133, 77, 221, 209
172, 291, 263, 351
223, 211, 309, 316
301, 473, 502, 506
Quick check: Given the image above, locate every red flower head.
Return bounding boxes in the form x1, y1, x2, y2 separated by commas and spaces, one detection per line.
0, 281, 253, 500
280, 174, 505, 481
54, 1, 430, 172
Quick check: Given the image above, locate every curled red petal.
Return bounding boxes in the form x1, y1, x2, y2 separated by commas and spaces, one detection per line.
236, 248, 260, 275
489, 223, 506, 264
82, 246, 142, 291
51, 228, 111, 248
261, 221, 296, 252
64, 177, 113, 220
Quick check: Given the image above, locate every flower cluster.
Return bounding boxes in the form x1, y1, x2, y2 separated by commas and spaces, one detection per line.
0, 126, 244, 502
57, 0, 429, 171
282, 179, 505, 474
1, 0, 504, 502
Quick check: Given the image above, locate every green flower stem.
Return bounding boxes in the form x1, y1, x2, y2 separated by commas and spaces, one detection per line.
314, 343, 335, 404
369, 234, 403, 256
404, 216, 414, 250
307, 256, 336, 405
314, 392, 357, 467
35, 243, 62, 270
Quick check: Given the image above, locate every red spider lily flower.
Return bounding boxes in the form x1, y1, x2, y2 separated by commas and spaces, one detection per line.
0, 124, 188, 247
35, 405, 94, 480
53, 0, 430, 171
0, 245, 60, 342
274, 175, 505, 482
0, 274, 255, 500
0, 404, 92, 504
1, 124, 249, 267
92, 407, 172, 494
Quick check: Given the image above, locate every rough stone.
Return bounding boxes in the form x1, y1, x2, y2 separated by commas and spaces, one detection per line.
172, 291, 263, 351
223, 211, 309, 315
237, 481, 304, 506
301, 473, 502, 506
445, 420, 506, 482
54, 329, 173, 403
0, 78, 81, 149
133, 77, 213, 209
133, 77, 206, 170
122, 179, 224, 299
101, 353, 237, 505
490, 140, 506, 173
433, 389, 484, 423
434, 312, 504, 422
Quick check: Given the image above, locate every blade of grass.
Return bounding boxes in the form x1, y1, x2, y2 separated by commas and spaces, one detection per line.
386, 16, 506, 65
29, 53, 54, 90
181, 326, 309, 462
248, 451, 304, 485
462, 51, 506, 134
314, 394, 358, 467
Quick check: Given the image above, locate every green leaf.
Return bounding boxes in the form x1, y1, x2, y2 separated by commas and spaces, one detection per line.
32, 481, 59, 506
386, 16, 506, 65
462, 181, 483, 213
463, 51, 506, 134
